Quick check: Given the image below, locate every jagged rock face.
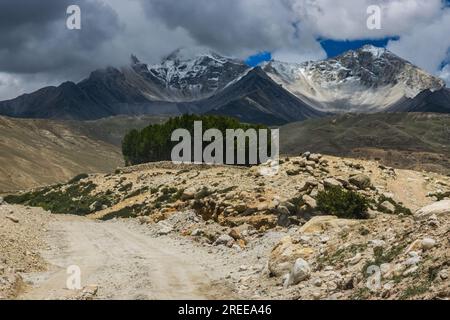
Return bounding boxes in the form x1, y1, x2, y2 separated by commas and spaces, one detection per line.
263, 45, 446, 113
132, 49, 250, 102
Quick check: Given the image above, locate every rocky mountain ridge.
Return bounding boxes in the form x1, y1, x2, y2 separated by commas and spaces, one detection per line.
1, 46, 448, 124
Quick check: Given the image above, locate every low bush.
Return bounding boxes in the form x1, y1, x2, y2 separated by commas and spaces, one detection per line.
316, 186, 369, 219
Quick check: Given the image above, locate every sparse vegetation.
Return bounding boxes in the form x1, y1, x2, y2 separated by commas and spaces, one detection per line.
5, 181, 117, 216
376, 195, 413, 215
316, 186, 369, 219
100, 203, 148, 221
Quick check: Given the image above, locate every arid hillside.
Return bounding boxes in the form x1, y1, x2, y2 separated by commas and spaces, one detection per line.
3, 154, 449, 300
0, 115, 169, 192
280, 113, 450, 175
0, 116, 123, 192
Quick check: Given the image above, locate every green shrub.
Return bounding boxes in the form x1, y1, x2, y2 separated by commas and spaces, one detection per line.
5, 182, 116, 216
316, 186, 369, 219
377, 195, 412, 215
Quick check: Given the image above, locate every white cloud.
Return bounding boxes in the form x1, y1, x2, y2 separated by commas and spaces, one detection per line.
438, 64, 450, 86
387, 9, 450, 74
1, 0, 450, 100
286, 0, 444, 39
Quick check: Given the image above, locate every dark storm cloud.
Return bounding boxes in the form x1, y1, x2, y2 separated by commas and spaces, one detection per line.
0, 0, 122, 74
140, 0, 299, 55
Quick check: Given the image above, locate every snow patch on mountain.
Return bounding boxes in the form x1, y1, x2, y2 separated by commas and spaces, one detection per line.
127, 49, 249, 102
263, 45, 445, 112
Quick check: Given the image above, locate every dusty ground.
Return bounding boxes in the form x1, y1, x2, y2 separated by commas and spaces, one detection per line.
2, 154, 449, 300
10, 214, 239, 300
0, 203, 54, 299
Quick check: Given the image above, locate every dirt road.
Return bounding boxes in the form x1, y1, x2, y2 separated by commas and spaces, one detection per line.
19, 216, 234, 300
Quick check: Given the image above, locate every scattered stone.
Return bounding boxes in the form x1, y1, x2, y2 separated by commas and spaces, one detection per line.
403, 266, 419, 276
323, 178, 342, 189
414, 200, 450, 220
349, 174, 371, 189
309, 154, 322, 163
313, 278, 323, 287
81, 285, 99, 299
284, 258, 311, 287
268, 236, 314, 277
421, 238, 436, 251
214, 234, 234, 246
299, 216, 360, 234
5, 215, 19, 223
239, 265, 248, 272
438, 269, 448, 280
191, 229, 203, 237
157, 225, 173, 236
404, 254, 421, 266
181, 189, 195, 201
380, 201, 396, 214
302, 195, 317, 209
348, 253, 362, 265
228, 228, 242, 241
368, 239, 385, 248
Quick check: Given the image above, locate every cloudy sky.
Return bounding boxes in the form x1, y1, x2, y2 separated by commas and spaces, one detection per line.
0, 0, 449, 100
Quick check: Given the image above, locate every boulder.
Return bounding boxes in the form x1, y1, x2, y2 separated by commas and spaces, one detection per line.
181, 189, 195, 201
299, 216, 360, 234
268, 236, 314, 277
380, 201, 396, 214
349, 174, 371, 189
414, 200, 450, 220
308, 154, 322, 163
214, 234, 234, 246
0, 197, 4, 205
228, 228, 242, 241
421, 238, 436, 251
302, 195, 317, 209
157, 224, 173, 235
323, 178, 342, 189
284, 258, 311, 287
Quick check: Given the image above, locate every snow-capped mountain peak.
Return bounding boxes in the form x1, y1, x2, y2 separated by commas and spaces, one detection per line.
263, 46, 445, 113
359, 44, 387, 58
127, 49, 249, 102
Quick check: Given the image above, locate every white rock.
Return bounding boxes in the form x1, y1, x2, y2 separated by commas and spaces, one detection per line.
348, 253, 362, 265
323, 178, 342, 188
312, 278, 323, 287
157, 225, 173, 235
380, 201, 396, 214
403, 266, 419, 276
284, 258, 311, 287
369, 239, 385, 248
415, 200, 450, 220
302, 195, 317, 209
404, 255, 421, 266
214, 234, 234, 246
421, 238, 436, 250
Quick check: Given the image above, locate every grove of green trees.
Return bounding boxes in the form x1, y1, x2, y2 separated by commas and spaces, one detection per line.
122, 114, 274, 166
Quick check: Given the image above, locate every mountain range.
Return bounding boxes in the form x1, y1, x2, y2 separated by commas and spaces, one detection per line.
0, 45, 449, 125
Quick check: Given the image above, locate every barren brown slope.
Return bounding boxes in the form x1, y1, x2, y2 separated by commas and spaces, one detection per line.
0, 116, 123, 192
